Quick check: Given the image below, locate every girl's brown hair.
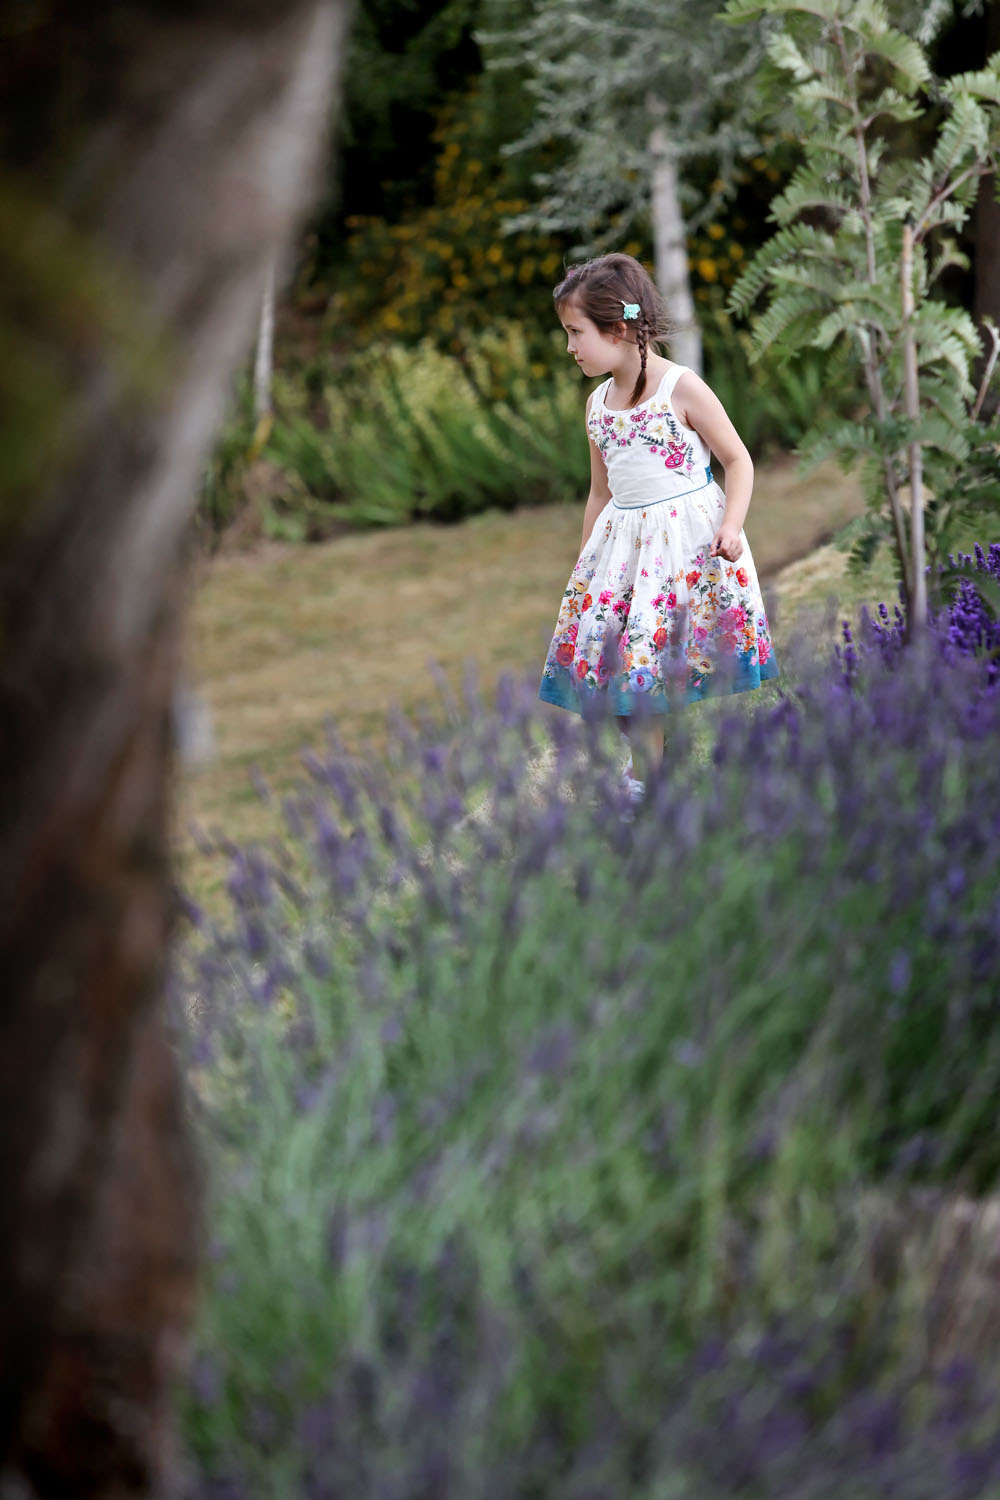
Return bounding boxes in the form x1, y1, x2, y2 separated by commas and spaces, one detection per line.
553, 253, 673, 409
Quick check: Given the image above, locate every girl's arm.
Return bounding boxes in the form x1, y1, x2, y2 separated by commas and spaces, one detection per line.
579, 393, 612, 552
673, 371, 753, 563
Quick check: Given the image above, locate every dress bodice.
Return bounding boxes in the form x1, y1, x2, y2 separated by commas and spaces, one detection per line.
586, 364, 714, 507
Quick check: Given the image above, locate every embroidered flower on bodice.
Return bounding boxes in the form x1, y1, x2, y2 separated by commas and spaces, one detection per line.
587, 401, 698, 476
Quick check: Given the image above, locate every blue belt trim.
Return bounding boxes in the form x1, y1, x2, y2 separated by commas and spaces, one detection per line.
611, 467, 715, 510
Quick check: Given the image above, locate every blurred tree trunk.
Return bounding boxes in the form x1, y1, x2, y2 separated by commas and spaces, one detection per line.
0, 2, 349, 1495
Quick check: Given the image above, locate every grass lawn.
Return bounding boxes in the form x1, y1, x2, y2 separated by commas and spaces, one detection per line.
175, 456, 892, 901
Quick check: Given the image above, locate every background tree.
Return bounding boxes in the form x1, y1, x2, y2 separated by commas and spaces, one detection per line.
316, 73, 570, 350
0, 1, 348, 1492
480, 0, 770, 372
295, 0, 571, 355
727, 0, 1000, 618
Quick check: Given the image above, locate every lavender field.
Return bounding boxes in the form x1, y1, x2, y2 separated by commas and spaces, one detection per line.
173, 550, 1000, 1498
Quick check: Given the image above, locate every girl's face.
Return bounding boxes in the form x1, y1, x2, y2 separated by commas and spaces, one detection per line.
558, 300, 620, 378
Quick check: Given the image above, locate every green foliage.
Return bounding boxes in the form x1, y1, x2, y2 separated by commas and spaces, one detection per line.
299, 0, 797, 360
726, 0, 1000, 593
701, 296, 857, 457
480, 0, 768, 250
321, 80, 570, 350
320, 0, 484, 234
912, 406, 1000, 569
277, 328, 588, 523
686, 196, 773, 303
198, 326, 591, 538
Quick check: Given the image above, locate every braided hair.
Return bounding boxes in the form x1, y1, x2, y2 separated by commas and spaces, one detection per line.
553, 253, 673, 408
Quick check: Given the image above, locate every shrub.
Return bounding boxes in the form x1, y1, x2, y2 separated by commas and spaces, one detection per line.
173, 561, 1000, 1495
264, 325, 590, 526
726, 0, 1000, 606
195, 325, 591, 538
321, 85, 569, 353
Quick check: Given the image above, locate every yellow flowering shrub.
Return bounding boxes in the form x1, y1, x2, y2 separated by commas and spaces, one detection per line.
323, 90, 568, 364
687, 138, 796, 302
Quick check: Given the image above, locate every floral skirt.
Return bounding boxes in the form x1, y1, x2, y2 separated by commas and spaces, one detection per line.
538, 485, 778, 717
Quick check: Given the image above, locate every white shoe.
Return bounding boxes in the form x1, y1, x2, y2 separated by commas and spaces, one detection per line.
621, 764, 645, 810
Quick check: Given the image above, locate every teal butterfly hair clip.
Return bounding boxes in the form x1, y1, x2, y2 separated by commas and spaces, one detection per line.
620, 300, 640, 320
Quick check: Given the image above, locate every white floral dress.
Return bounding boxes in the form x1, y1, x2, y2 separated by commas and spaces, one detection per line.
539, 364, 778, 716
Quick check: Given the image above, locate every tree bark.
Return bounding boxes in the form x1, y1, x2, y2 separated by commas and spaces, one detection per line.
0, 3, 349, 1494
648, 123, 702, 374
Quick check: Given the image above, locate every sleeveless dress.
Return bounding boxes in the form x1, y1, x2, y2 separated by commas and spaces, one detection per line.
538, 364, 779, 716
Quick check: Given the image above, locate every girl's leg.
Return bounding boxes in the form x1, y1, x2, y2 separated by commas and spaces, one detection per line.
621, 715, 665, 783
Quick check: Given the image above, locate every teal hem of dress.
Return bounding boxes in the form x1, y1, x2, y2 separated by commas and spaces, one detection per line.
538, 651, 780, 718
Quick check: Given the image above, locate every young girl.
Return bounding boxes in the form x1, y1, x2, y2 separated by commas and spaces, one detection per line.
538, 252, 778, 798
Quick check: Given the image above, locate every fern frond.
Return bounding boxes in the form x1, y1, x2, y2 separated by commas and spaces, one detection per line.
930, 95, 989, 187
773, 137, 868, 202
913, 302, 981, 386
913, 301, 980, 344
876, 154, 931, 198
833, 276, 901, 310
846, 0, 891, 33
878, 194, 918, 226
914, 412, 972, 462
771, 163, 855, 218
722, 0, 769, 22
848, 527, 888, 576
728, 223, 838, 314
878, 411, 970, 463
791, 77, 856, 117
810, 282, 902, 349
940, 61, 1000, 108
771, 261, 854, 297
918, 334, 977, 394
797, 419, 882, 468
921, 195, 982, 241
725, 0, 841, 19
861, 87, 923, 126
877, 158, 933, 224
813, 304, 887, 349
855, 22, 929, 91
749, 290, 834, 355
921, 376, 970, 431
766, 30, 818, 82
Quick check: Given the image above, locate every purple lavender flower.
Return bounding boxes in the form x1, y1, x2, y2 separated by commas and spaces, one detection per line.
173, 540, 1000, 1500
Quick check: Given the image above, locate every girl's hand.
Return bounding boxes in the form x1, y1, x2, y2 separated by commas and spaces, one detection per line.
710, 526, 744, 563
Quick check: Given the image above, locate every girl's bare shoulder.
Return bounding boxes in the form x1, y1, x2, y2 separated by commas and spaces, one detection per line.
670, 366, 719, 420
671, 369, 746, 452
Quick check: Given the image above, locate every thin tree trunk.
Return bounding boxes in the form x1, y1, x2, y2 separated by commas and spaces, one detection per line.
255, 258, 278, 422
0, 3, 349, 1493
901, 223, 927, 630
648, 122, 702, 374
833, 18, 913, 610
